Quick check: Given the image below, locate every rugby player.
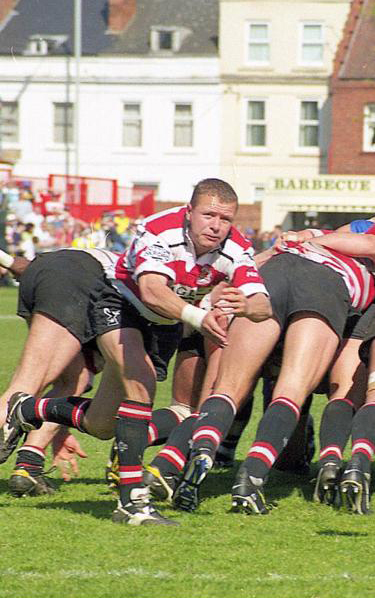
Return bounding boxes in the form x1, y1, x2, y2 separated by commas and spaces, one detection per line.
307, 229, 375, 514
4, 178, 272, 526
168, 226, 375, 514
0, 247, 117, 494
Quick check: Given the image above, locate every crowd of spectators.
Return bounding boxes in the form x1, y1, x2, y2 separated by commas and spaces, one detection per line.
0, 180, 139, 285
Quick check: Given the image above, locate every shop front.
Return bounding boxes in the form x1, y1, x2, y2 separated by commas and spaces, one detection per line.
262, 176, 375, 231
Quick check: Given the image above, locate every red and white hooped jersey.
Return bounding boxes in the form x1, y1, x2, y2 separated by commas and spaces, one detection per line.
113, 205, 268, 324
274, 240, 375, 310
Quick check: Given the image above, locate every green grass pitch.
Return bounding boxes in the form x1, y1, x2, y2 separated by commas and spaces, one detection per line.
1, 287, 375, 598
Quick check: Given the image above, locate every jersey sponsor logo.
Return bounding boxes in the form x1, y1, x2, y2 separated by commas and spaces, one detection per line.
246, 270, 260, 277
103, 307, 121, 326
172, 284, 211, 303
143, 243, 170, 262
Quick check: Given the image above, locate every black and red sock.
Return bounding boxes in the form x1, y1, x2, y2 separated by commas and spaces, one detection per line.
15, 444, 45, 473
243, 396, 300, 481
349, 401, 375, 475
20, 396, 91, 432
151, 414, 199, 477
191, 394, 237, 459
116, 400, 152, 506
147, 407, 183, 447
318, 397, 354, 467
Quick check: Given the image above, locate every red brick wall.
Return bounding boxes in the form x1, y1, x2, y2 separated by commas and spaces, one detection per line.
329, 81, 375, 174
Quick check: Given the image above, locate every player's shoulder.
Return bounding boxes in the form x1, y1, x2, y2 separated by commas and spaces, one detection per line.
143, 206, 187, 236
223, 226, 253, 253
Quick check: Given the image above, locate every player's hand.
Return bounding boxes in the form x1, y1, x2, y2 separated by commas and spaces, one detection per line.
216, 288, 272, 322
201, 309, 228, 347
215, 287, 248, 316
52, 428, 88, 481
280, 230, 314, 243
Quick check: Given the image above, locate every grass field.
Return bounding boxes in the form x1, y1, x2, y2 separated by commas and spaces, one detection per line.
1, 286, 375, 598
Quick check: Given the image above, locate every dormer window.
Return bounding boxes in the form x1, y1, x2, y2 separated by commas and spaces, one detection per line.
159, 30, 173, 50
24, 35, 68, 56
150, 27, 180, 53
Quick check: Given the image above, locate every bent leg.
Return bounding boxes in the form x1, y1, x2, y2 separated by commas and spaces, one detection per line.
240, 314, 340, 487
0, 313, 81, 425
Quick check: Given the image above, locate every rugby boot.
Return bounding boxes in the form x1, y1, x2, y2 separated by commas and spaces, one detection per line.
313, 462, 342, 507
3, 392, 39, 458
143, 465, 178, 503
231, 465, 269, 515
173, 451, 213, 512
8, 465, 56, 497
340, 458, 372, 515
0, 426, 26, 464
112, 488, 178, 526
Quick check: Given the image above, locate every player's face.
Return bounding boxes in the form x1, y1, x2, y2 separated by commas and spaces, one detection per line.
187, 194, 237, 256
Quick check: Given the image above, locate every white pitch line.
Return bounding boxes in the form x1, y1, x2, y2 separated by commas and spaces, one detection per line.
0, 569, 372, 583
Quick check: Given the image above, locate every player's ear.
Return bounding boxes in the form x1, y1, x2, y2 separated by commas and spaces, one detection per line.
186, 204, 192, 220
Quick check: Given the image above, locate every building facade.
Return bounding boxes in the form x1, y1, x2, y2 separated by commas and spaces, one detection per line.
219, 0, 355, 229
0, 0, 221, 204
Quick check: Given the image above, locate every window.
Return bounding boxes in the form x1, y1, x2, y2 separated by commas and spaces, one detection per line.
247, 22, 270, 64
299, 101, 319, 147
53, 102, 74, 144
253, 185, 266, 201
245, 100, 266, 147
363, 104, 375, 151
300, 23, 324, 65
150, 28, 180, 52
173, 103, 193, 147
0, 101, 18, 142
159, 31, 173, 50
123, 103, 142, 147
25, 35, 68, 56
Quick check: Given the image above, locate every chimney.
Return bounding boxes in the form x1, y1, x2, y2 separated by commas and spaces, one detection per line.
107, 0, 136, 34
0, 0, 18, 26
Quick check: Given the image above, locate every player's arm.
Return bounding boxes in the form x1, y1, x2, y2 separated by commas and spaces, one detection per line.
0, 249, 30, 279
309, 232, 375, 260
138, 272, 228, 347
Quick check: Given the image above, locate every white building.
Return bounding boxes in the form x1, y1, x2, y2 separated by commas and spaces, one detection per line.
0, 0, 221, 203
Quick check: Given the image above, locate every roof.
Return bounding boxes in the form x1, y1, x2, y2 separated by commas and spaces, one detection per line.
334, 0, 375, 79
102, 0, 219, 56
0, 0, 218, 57
0, 0, 115, 55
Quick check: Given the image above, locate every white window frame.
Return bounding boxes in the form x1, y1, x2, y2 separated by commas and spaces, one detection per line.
0, 100, 19, 143
299, 22, 324, 67
363, 104, 375, 152
245, 21, 270, 66
122, 102, 143, 148
297, 99, 320, 151
243, 98, 268, 151
252, 184, 266, 202
150, 27, 180, 53
53, 102, 74, 144
25, 34, 68, 56
173, 102, 194, 149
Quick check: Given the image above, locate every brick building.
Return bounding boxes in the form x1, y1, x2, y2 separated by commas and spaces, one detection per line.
329, 0, 375, 174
